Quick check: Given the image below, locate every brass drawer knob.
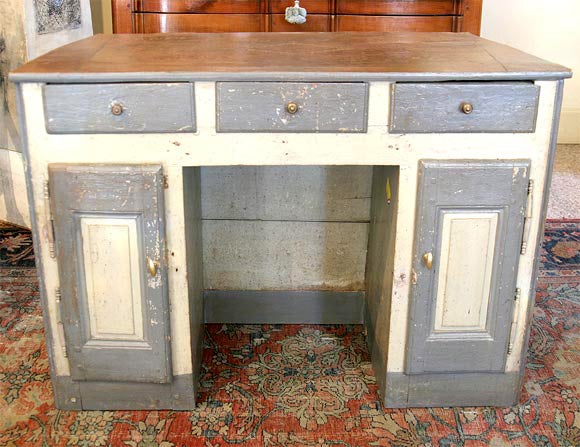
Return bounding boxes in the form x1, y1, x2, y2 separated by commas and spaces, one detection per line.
111, 102, 124, 116
286, 102, 299, 114
461, 102, 474, 114
147, 257, 158, 277
422, 252, 434, 270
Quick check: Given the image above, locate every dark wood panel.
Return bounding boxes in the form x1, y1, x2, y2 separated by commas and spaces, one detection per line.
337, 15, 455, 32
460, 0, 483, 35
134, 0, 267, 14
112, 0, 134, 33
270, 14, 331, 32
336, 0, 459, 15
269, 0, 333, 14
135, 13, 267, 32
12, 33, 571, 81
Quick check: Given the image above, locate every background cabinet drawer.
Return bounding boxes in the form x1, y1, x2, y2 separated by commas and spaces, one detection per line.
337, 0, 458, 15
390, 82, 540, 133
336, 15, 455, 32
135, 13, 266, 32
44, 83, 195, 134
217, 82, 368, 133
270, 14, 331, 31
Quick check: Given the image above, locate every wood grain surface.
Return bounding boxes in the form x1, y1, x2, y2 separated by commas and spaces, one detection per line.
11, 32, 571, 82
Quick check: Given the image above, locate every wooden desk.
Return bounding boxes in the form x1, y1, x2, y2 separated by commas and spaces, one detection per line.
11, 32, 570, 410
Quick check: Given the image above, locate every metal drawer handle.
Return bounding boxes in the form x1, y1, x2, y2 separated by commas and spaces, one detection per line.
461, 102, 474, 114
111, 102, 124, 116
147, 257, 158, 277
422, 252, 433, 270
286, 102, 299, 114
285, 0, 307, 24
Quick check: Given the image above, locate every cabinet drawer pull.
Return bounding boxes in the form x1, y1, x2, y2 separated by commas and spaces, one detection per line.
285, 0, 307, 24
286, 102, 299, 114
147, 257, 158, 277
461, 102, 474, 114
422, 252, 433, 270
110, 102, 124, 116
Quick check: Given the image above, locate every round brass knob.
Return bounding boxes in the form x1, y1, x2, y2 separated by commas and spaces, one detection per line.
286, 102, 299, 114
422, 252, 434, 270
461, 102, 474, 114
111, 102, 124, 116
147, 257, 158, 277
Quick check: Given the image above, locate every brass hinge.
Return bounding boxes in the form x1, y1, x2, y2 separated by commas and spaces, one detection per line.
162, 175, 169, 189
43, 180, 56, 258
520, 180, 534, 254
507, 288, 522, 356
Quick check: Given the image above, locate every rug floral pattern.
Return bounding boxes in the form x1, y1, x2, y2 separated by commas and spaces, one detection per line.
0, 221, 579, 446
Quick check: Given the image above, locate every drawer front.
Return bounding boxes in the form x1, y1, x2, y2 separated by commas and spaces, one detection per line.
44, 83, 195, 134
336, 15, 455, 32
217, 82, 368, 133
134, 0, 266, 13
135, 13, 265, 32
390, 82, 540, 133
337, 0, 458, 15
270, 14, 331, 31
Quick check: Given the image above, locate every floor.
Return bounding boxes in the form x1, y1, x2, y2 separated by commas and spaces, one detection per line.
547, 144, 580, 219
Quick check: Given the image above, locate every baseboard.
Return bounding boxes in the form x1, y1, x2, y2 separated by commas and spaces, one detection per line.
204, 290, 365, 324
53, 374, 196, 410
558, 108, 580, 144
384, 371, 521, 408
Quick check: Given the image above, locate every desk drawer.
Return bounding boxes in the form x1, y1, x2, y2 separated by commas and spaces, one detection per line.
44, 83, 195, 134
390, 82, 540, 133
217, 82, 368, 133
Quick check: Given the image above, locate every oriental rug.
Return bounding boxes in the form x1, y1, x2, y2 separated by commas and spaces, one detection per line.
0, 220, 579, 446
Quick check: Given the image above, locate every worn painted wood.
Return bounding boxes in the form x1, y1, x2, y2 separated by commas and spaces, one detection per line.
10, 33, 571, 83
364, 166, 399, 402
54, 374, 196, 410
202, 220, 369, 290
200, 166, 372, 221
43, 83, 195, 133
385, 372, 520, 408
182, 167, 204, 399
406, 160, 530, 374
49, 164, 172, 383
217, 82, 368, 133
390, 82, 540, 133
204, 290, 365, 324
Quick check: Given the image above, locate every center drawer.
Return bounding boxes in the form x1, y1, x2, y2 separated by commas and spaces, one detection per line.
216, 82, 368, 133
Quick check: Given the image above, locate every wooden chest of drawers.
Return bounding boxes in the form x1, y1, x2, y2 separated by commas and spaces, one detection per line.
113, 0, 483, 35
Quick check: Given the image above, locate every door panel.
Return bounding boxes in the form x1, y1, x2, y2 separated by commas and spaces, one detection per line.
49, 164, 171, 383
407, 160, 530, 374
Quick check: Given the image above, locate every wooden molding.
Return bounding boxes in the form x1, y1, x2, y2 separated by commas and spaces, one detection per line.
460, 0, 483, 35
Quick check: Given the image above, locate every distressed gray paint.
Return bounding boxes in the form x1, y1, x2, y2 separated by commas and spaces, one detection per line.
217, 82, 368, 133
202, 220, 369, 291
390, 82, 540, 133
54, 374, 196, 410
200, 166, 373, 222
49, 164, 172, 383
43, 83, 195, 133
364, 166, 399, 404
407, 160, 530, 374
384, 372, 520, 408
204, 290, 365, 324
517, 80, 566, 397
183, 167, 204, 401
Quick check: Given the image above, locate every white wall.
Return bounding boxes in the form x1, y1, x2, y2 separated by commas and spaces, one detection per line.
481, 0, 580, 143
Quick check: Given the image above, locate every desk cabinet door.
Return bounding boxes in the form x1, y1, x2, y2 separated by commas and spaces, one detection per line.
49, 164, 172, 383
407, 160, 530, 374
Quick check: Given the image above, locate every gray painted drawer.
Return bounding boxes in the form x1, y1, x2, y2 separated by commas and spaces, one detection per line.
217, 82, 368, 133
390, 82, 540, 133
43, 83, 195, 133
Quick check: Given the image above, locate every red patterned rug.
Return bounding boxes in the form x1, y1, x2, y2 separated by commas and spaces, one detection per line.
0, 220, 579, 446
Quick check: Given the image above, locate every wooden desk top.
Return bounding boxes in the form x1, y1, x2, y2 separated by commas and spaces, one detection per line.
11, 32, 571, 83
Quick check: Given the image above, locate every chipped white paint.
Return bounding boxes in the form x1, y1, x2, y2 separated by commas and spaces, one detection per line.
19, 79, 558, 379
80, 216, 144, 341
433, 212, 499, 333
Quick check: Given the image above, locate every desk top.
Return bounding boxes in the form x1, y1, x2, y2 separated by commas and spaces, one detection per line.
11, 32, 571, 83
